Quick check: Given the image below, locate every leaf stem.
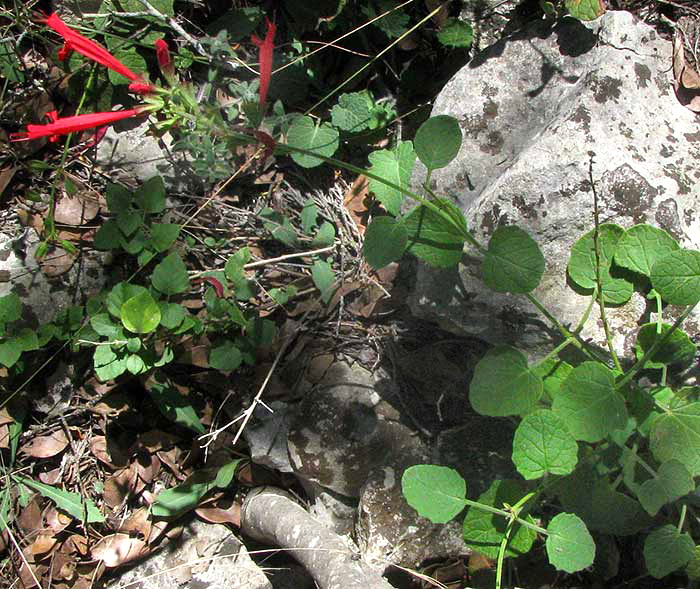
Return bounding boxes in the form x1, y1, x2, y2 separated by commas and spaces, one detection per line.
463, 496, 547, 536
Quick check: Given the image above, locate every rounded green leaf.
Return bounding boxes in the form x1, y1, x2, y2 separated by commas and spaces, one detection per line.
401, 465, 466, 524
482, 226, 545, 293
644, 524, 694, 579
635, 322, 696, 369
414, 115, 462, 170
469, 346, 543, 417
686, 545, 700, 580
151, 252, 190, 295
404, 199, 467, 268
286, 116, 339, 168
637, 460, 693, 517
546, 513, 595, 573
512, 410, 578, 480
209, 341, 242, 372
367, 141, 416, 215
126, 353, 146, 375
106, 283, 149, 318
651, 249, 700, 306
0, 293, 21, 323
462, 479, 536, 559
159, 302, 186, 330
363, 216, 407, 269
650, 402, 700, 476
565, 0, 605, 21
437, 18, 473, 48
93, 219, 122, 250
150, 223, 181, 252
614, 224, 679, 277
121, 291, 161, 334
552, 362, 627, 442
138, 175, 166, 214
331, 91, 372, 133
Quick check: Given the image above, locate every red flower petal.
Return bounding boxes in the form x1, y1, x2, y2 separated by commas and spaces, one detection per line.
252, 18, 276, 111
14, 108, 145, 141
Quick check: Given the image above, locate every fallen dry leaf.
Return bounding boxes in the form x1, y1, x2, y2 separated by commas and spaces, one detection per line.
64, 534, 88, 556
92, 533, 148, 568
31, 533, 58, 557
50, 551, 76, 582
117, 507, 151, 539
39, 467, 62, 485
0, 166, 16, 200
0, 424, 9, 450
39, 246, 76, 277
103, 468, 136, 509
195, 501, 241, 527
673, 18, 700, 112
343, 175, 371, 235
44, 506, 72, 534
22, 429, 70, 458
136, 430, 180, 454
90, 435, 128, 469
17, 497, 43, 536
54, 192, 100, 226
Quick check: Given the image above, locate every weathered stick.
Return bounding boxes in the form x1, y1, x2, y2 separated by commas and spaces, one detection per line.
240, 487, 395, 589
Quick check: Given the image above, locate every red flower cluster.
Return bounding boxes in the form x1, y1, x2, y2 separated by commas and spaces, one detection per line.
12, 14, 157, 142
252, 18, 276, 111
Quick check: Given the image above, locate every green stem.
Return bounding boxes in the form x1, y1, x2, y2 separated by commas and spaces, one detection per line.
532, 337, 577, 370
462, 496, 547, 536
678, 503, 687, 533
495, 492, 538, 589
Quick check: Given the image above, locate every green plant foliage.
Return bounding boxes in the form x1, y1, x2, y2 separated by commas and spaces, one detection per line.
151, 252, 190, 295
651, 250, 700, 306
565, 0, 606, 20
107, 46, 148, 86
206, 6, 263, 40
635, 323, 696, 369
644, 525, 695, 579
138, 176, 167, 214
121, 292, 161, 334
159, 302, 186, 330
469, 346, 543, 417
363, 216, 407, 269
209, 341, 243, 372
545, 513, 595, 573
93, 345, 128, 382
552, 362, 627, 443
16, 476, 104, 523
512, 410, 578, 480
481, 226, 545, 293
147, 375, 205, 434
0, 41, 24, 83
686, 546, 700, 580
414, 115, 462, 171
403, 199, 466, 267
636, 460, 693, 516
106, 283, 149, 318
462, 479, 537, 559
567, 224, 633, 304
533, 358, 573, 400
331, 91, 373, 133
90, 313, 123, 339
311, 259, 335, 303
649, 402, 700, 476
367, 140, 416, 215
437, 19, 473, 48
401, 465, 467, 524
364, 0, 410, 38
259, 208, 299, 247
0, 293, 21, 324
150, 223, 181, 252
614, 224, 679, 277
286, 116, 339, 168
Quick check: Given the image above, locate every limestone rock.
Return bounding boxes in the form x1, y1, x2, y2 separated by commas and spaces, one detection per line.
409, 11, 700, 360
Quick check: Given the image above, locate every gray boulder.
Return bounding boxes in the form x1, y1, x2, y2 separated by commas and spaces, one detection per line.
409, 11, 700, 360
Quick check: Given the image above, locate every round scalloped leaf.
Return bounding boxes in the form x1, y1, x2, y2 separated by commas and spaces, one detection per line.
644, 524, 694, 579
403, 199, 466, 268
363, 216, 408, 269
614, 224, 679, 277
414, 115, 462, 170
331, 91, 372, 133
437, 18, 473, 48
637, 460, 694, 517
565, 0, 605, 21
367, 141, 416, 215
287, 115, 339, 168
462, 479, 536, 560
482, 226, 545, 293
552, 362, 627, 442
401, 465, 466, 524
546, 513, 595, 573
686, 545, 700, 580
120, 292, 161, 334
151, 252, 190, 295
651, 249, 700, 306
209, 341, 242, 372
106, 283, 149, 318
649, 402, 700, 476
469, 346, 543, 417
635, 322, 696, 369
512, 410, 578, 480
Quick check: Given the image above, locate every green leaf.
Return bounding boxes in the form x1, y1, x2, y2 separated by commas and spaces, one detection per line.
567, 224, 633, 304
107, 47, 147, 86
301, 198, 319, 235
106, 283, 149, 318
0, 293, 21, 323
644, 524, 694, 579
90, 313, 122, 338
512, 410, 578, 480
15, 476, 104, 523
649, 402, 700, 476
469, 346, 543, 417
651, 249, 700, 306
269, 286, 298, 305
259, 208, 298, 247
437, 18, 474, 48
214, 459, 243, 488
364, 0, 409, 38
116, 210, 142, 236
126, 353, 146, 375
363, 216, 407, 269
121, 291, 161, 334
13, 328, 38, 352
225, 247, 251, 282
331, 91, 373, 133
209, 341, 243, 372
401, 465, 466, 524
686, 545, 700, 580
286, 115, 339, 168
0, 341, 22, 368
565, 0, 606, 21
635, 323, 696, 369
414, 115, 462, 171
404, 199, 466, 268
462, 479, 537, 559
546, 513, 595, 573
158, 302, 186, 330
206, 7, 263, 41
105, 183, 132, 214
137, 175, 166, 214
151, 252, 190, 295
367, 141, 416, 215
0, 40, 24, 83
146, 375, 205, 434
533, 357, 573, 401
614, 224, 679, 277
552, 362, 627, 442
312, 222, 336, 247
150, 223, 181, 252
312, 259, 335, 304
151, 469, 218, 518
637, 460, 693, 516
481, 226, 545, 293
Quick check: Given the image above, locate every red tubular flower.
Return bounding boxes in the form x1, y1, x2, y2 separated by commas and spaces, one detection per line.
46, 13, 155, 93
11, 108, 145, 142
251, 18, 277, 112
